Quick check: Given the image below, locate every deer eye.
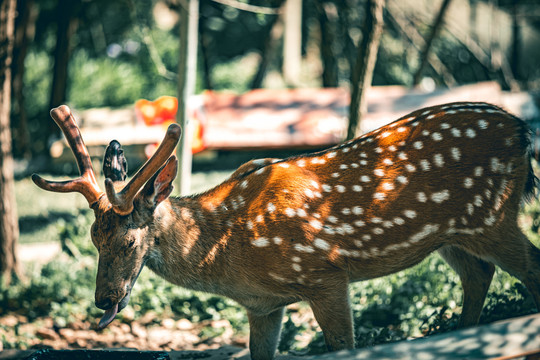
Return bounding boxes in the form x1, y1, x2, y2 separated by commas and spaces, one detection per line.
127, 239, 136, 248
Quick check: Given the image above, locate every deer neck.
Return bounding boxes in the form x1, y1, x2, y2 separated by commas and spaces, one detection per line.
145, 193, 232, 292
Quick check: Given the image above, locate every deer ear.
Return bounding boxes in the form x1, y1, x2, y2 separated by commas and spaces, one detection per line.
103, 140, 128, 181
140, 156, 178, 207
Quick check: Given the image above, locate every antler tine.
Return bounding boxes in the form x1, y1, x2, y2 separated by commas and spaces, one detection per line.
105, 124, 182, 215
32, 105, 103, 206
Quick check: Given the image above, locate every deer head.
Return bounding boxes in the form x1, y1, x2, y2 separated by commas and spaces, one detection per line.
32, 105, 181, 328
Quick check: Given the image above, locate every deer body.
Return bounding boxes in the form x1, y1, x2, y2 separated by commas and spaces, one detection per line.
34, 102, 540, 360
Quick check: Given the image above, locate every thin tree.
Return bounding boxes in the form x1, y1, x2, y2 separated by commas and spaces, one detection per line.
48, 0, 80, 137
347, 0, 384, 140
11, 0, 36, 158
316, 0, 338, 87
0, 0, 21, 285
412, 0, 452, 86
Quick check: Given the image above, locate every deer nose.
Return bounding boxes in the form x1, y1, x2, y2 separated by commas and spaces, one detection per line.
95, 298, 113, 310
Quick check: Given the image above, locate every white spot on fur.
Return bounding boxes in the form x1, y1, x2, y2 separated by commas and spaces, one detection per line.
294, 244, 315, 253
398, 152, 408, 160
285, 208, 295, 217
431, 189, 450, 203
464, 178, 474, 188
352, 206, 364, 215
310, 219, 322, 230
451, 147, 461, 161
374, 169, 385, 177
394, 217, 405, 225
352, 185, 363, 192
406, 164, 417, 172
465, 128, 476, 138
336, 185, 346, 193
273, 237, 283, 245
474, 166, 483, 177
374, 192, 386, 200
279, 163, 290, 168
252, 237, 269, 247
477, 119, 488, 129
382, 182, 395, 191
420, 159, 431, 171
297, 209, 307, 217
403, 209, 417, 219
322, 184, 332, 192
396, 176, 408, 184
431, 132, 443, 141
409, 224, 440, 243
354, 220, 365, 227
474, 195, 483, 207
433, 154, 444, 167
327, 151, 337, 158
361, 175, 371, 182
383, 158, 393, 166
342, 208, 351, 215
451, 128, 461, 137
313, 238, 330, 250
417, 192, 428, 202
328, 215, 338, 223
267, 203, 276, 213
413, 141, 423, 149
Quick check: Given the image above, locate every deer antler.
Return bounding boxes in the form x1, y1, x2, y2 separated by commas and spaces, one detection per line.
105, 124, 181, 215
32, 105, 104, 206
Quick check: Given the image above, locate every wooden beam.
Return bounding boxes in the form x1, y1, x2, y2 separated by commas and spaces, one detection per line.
176, 0, 199, 195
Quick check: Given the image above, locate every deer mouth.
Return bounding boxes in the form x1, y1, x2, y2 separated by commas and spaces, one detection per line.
97, 261, 145, 329
97, 291, 132, 329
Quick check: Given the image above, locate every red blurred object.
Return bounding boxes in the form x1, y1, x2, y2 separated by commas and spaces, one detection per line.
135, 96, 205, 154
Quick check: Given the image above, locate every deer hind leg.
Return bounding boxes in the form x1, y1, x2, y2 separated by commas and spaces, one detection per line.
484, 227, 540, 310
247, 307, 285, 360
308, 284, 354, 352
438, 246, 495, 328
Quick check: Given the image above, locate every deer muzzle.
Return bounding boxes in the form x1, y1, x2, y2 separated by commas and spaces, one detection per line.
95, 260, 145, 329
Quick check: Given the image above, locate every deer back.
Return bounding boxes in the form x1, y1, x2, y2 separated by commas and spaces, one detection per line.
187, 102, 535, 289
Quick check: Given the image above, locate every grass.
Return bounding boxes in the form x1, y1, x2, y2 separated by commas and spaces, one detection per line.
8, 164, 540, 354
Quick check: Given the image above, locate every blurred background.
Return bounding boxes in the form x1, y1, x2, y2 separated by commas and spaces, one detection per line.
1, 0, 540, 355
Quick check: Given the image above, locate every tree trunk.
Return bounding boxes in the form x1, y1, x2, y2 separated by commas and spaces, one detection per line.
48, 0, 80, 136
250, 5, 284, 90
0, 0, 21, 285
316, 0, 338, 87
347, 0, 384, 140
176, 0, 199, 195
282, 0, 302, 86
510, 0, 521, 82
11, 0, 36, 158
412, 0, 452, 86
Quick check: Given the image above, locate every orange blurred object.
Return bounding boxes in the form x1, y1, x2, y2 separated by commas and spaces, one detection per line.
135, 96, 205, 154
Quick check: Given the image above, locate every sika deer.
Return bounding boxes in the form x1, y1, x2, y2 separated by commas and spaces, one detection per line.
33, 103, 540, 359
